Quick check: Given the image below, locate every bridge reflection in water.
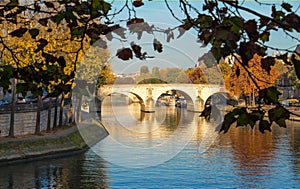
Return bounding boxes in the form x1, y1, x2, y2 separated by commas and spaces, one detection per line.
95, 94, 222, 168
0, 95, 300, 188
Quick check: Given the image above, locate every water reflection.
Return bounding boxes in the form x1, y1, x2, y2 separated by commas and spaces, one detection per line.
101, 96, 196, 147
1, 98, 300, 188
287, 122, 300, 180
0, 153, 108, 189
97, 96, 199, 168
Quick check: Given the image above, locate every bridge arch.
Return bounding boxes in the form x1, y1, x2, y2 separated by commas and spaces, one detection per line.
101, 91, 146, 112
204, 92, 237, 107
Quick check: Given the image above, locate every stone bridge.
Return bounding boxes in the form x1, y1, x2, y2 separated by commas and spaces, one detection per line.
97, 84, 227, 112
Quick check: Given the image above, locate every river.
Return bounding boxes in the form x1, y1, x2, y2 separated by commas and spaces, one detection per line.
0, 96, 300, 188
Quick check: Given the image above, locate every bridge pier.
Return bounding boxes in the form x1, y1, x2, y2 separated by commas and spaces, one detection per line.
187, 97, 205, 112
141, 97, 155, 113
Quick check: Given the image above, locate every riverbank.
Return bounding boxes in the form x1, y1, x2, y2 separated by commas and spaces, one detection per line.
0, 120, 108, 166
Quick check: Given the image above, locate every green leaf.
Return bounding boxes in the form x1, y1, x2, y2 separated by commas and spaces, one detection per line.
228, 16, 243, 34
259, 86, 281, 105
92, 1, 111, 17
220, 109, 239, 133
198, 30, 212, 46
100, 1, 111, 15
281, 3, 292, 12
9, 27, 28, 37
260, 30, 270, 43
236, 112, 248, 127
51, 14, 65, 25
16, 83, 29, 97
268, 106, 290, 128
4, 0, 19, 11
71, 27, 85, 38
259, 120, 271, 133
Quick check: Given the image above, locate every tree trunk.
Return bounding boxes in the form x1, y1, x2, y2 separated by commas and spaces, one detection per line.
68, 93, 74, 124
76, 95, 82, 123
59, 93, 65, 127
251, 89, 255, 107
96, 97, 102, 121
9, 78, 16, 137
53, 96, 59, 129
47, 97, 52, 132
35, 95, 42, 135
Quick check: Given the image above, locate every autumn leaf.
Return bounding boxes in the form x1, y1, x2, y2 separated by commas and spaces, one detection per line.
133, 0, 144, 7
127, 18, 144, 26
153, 39, 163, 53
177, 23, 192, 38
244, 20, 259, 41
284, 13, 300, 32
291, 53, 300, 80
38, 18, 48, 26
261, 57, 275, 73
116, 48, 133, 60
281, 3, 292, 12
131, 42, 143, 59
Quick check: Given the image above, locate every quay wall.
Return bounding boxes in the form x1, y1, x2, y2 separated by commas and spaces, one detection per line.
0, 100, 71, 137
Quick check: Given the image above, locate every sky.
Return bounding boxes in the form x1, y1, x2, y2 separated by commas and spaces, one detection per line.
86, 1, 300, 75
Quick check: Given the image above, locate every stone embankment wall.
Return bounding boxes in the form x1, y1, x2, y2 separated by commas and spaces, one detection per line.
0, 123, 108, 165
0, 99, 71, 137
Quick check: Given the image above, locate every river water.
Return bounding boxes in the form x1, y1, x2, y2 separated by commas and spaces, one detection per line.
0, 96, 300, 188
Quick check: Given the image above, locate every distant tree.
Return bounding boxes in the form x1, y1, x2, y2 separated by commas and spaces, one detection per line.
138, 78, 166, 84
160, 67, 183, 83
97, 65, 116, 87
225, 54, 281, 98
185, 67, 208, 84
115, 77, 135, 84
140, 66, 150, 75
151, 67, 161, 79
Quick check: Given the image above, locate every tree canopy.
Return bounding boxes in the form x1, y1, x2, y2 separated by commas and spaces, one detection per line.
0, 0, 299, 133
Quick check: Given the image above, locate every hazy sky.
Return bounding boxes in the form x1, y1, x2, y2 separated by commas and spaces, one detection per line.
89, 1, 300, 74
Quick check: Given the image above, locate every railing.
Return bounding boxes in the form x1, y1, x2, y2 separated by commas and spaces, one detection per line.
0, 97, 71, 114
